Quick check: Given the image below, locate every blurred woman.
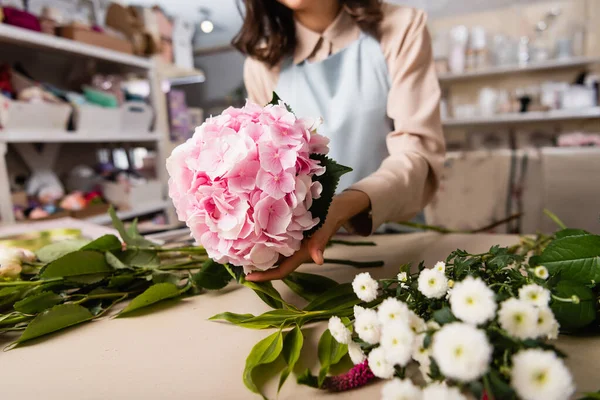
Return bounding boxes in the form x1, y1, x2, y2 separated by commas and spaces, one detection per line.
233, 0, 445, 281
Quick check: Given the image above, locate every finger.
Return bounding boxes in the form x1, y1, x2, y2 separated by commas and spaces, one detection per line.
246, 246, 309, 282
308, 223, 336, 265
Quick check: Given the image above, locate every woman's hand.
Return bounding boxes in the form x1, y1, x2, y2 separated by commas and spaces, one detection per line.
245, 190, 371, 282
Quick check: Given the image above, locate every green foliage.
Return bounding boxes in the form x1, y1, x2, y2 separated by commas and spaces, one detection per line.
279, 325, 304, 392
109, 206, 155, 247
304, 283, 358, 312
304, 154, 352, 237
283, 272, 338, 301
16, 304, 93, 345
117, 283, 182, 317
551, 281, 596, 331
13, 291, 63, 314
268, 91, 293, 113
540, 234, 600, 283
317, 328, 348, 386
192, 260, 232, 290
81, 235, 122, 252
41, 250, 112, 279
36, 239, 90, 263
243, 330, 283, 397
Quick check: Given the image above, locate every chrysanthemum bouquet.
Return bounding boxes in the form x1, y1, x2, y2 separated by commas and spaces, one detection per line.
216, 226, 600, 400
167, 94, 350, 273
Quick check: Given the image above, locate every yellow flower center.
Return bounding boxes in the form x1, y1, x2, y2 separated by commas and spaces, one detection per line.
514, 313, 524, 324
466, 296, 474, 305
428, 278, 436, 286
454, 346, 464, 357
533, 370, 548, 385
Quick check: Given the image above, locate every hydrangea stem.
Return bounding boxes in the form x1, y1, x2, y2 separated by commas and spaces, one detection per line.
0, 277, 63, 287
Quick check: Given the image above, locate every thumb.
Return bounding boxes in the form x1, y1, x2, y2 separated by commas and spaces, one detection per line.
308, 229, 329, 265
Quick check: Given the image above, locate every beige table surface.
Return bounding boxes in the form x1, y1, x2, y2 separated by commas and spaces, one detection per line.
1, 232, 598, 400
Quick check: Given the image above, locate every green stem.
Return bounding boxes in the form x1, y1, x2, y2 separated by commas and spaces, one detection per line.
159, 260, 207, 271
483, 375, 495, 400
0, 277, 63, 287
71, 292, 130, 305
552, 294, 580, 304
324, 258, 384, 269
328, 239, 376, 247
147, 246, 207, 254
543, 209, 567, 230
396, 221, 455, 233
0, 314, 34, 327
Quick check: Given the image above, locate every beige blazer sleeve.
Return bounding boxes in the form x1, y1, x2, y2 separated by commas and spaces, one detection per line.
347, 7, 445, 235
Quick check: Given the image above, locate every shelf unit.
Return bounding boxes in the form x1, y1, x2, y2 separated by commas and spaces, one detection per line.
439, 56, 600, 83
0, 24, 151, 69
0, 25, 174, 226
0, 130, 161, 143
443, 107, 600, 127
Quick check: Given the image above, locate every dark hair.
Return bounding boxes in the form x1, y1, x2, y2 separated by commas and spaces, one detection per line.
232, 0, 383, 67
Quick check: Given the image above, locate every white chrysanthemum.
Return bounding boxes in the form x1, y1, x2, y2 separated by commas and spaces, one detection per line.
422, 382, 467, 400
368, 346, 394, 379
511, 349, 574, 400
354, 305, 367, 319
536, 306, 560, 339
352, 272, 379, 302
355, 309, 381, 344
408, 310, 427, 334
434, 261, 446, 274
412, 333, 430, 365
418, 269, 448, 299
328, 316, 351, 344
380, 321, 415, 366
498, 298, 540, 339
377, 298, 410, 326
348, 341, 366, 365
519, 284, 551, 308
381, 378, 423, 400
397, 272, 408, 282
449, 276, 497, 325
534, 266, 549, 280
432, 323, 492, 382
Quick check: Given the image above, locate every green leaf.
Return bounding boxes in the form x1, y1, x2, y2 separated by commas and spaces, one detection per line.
243, 330, 284, 395
304, 154, 352, 237
235, 309, 305, 329
105, 251, 130, 270
241, 279, 287, 309
279, 325, 304, 392
117, 283, 181, 317
317, 328, 348, 386
109, 206, 155, 247
41, 250, 112, 279
551, 281, 596, 331
555, 229, 590, 239
539, 234, 600, 283
67, 273, 108, 285
118, 249, 159, 269
152, 271, 181, 285
36, 239, 90, 263
268, 91, 293, 113
304, 283, 358, 312
13, 291, 63, 314
297, 369, 320, 388
107, 274, 136, 289
192, 260, 232, 290
81, 234, 122, 252
0, 287, 22, 299
433, 307, 458, 325
209, 312, 256, 325
16, 304, 93, 344
283, 272, 338, 301
487, 369, 515, 399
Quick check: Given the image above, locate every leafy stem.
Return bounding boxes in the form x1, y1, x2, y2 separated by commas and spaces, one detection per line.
0, 277, 63, 287
324, 258, 384, 269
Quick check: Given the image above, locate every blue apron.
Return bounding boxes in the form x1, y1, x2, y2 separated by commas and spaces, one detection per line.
276, 33, 393, 191
275, 32, 425, 231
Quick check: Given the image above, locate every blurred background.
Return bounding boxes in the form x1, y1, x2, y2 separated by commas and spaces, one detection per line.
0, 0, 598, 237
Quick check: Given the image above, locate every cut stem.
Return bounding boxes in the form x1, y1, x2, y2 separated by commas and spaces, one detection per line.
543, 209, 567, 230
324, 258, 384, 269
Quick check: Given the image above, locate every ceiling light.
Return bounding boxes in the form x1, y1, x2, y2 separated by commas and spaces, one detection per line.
200, 20, 214, 33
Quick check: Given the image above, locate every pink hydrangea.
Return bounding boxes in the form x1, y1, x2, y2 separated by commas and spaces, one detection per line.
167, 100, 330, 273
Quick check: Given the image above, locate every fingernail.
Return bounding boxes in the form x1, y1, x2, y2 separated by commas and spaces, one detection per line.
316, 249, 324, 264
